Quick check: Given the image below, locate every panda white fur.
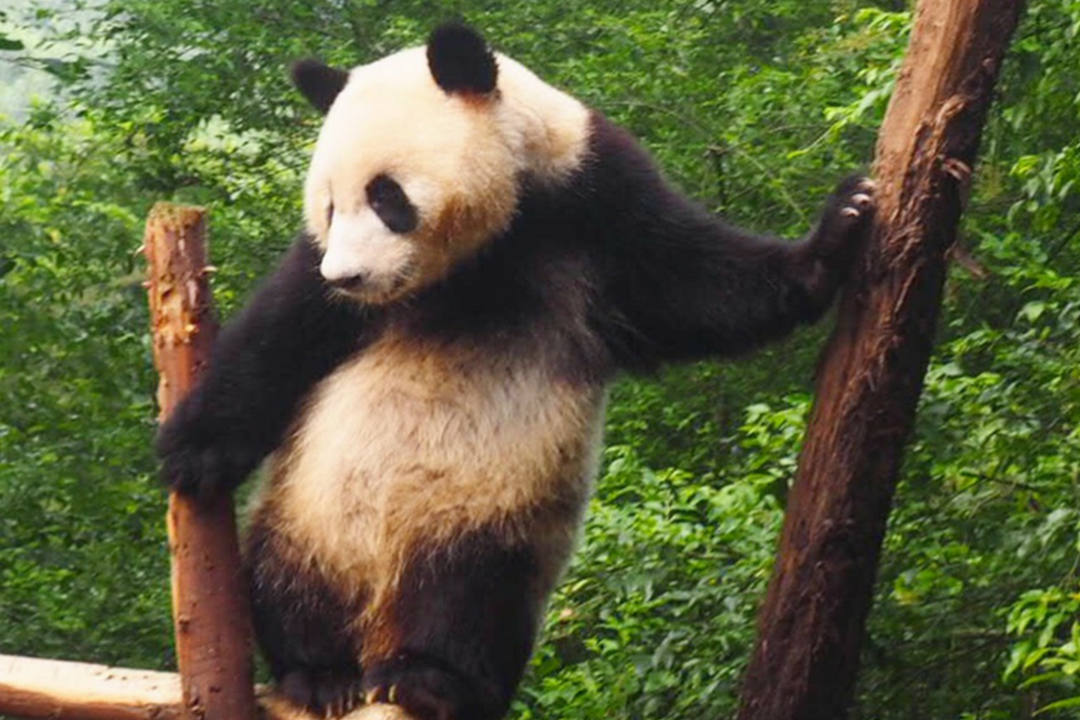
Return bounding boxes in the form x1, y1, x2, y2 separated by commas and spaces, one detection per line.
158, 22, 873, 720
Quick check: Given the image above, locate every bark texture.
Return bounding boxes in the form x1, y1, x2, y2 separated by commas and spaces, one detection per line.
145, 204, 256, 720
737, 2, 1025, 720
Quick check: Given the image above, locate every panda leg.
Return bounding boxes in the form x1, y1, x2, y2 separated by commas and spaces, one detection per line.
246, 518, 365, 717
361, 532, 543, 720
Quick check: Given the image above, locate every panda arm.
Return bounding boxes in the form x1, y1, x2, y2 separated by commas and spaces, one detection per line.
587, 119, 872, 369
156, 237, 369, 498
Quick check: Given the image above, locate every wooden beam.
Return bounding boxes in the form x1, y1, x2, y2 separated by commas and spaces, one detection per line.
737, 2, 1025, 719
0, 655, 302, 720
144, 204, 257, 720
0, 654, 182, 720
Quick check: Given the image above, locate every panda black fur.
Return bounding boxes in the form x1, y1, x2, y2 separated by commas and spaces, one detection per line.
157, 22, 873, 720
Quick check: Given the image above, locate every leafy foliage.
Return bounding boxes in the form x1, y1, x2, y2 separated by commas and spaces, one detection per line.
521, 429, 792, 720
0, 110, 169, 665
1, 0, 1078, 718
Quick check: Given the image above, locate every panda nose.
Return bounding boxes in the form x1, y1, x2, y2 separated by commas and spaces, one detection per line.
326, 271, 369, 292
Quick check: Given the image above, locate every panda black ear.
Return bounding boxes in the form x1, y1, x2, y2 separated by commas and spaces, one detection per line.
291, 59, 350, 114
426, 22, 498, 96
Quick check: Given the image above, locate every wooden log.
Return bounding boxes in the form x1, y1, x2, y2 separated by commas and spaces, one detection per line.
0, 655, 300, 720
736, 2, 1025, 720
0, 654, 182, 720
144, 204, 256, 720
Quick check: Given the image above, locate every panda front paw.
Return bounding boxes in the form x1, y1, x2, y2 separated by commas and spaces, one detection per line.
156, 406, 258, 501
810, 174, 876, 263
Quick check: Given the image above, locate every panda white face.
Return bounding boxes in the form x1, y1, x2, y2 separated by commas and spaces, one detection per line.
296, 27, 592, 305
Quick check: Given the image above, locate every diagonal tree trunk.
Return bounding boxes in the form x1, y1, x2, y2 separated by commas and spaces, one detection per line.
737, 2, 1025, 719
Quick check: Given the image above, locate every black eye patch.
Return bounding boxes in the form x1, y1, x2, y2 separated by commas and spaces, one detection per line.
366, 174, 419, 234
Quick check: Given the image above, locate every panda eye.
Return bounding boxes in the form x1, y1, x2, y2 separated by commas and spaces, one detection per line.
366, 174, 418, 234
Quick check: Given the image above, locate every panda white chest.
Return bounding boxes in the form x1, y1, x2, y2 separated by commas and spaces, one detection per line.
268, 333, 605, 585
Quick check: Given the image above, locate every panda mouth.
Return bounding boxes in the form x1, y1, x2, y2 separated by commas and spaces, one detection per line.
331, 266, 415, 305
326, 273, 368, 293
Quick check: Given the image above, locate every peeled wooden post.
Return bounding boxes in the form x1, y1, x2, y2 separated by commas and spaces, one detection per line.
145, 204, 256, 720
737, 2, 1025, 719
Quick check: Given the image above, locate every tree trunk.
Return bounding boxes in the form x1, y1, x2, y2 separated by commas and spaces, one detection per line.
144, 204, 256, 720
737, 2, 1025, 719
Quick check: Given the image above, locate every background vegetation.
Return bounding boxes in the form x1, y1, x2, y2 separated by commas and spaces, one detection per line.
1, 1, 1078, 718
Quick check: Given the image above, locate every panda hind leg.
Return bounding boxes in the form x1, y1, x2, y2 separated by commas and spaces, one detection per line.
360, 532, 543, 720
279, 667, 365, 718
362, 657, 474, 720
246, 519, 365, 717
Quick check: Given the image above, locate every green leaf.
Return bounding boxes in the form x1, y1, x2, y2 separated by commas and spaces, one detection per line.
1035, 696, 1080, 715
1018, 301, 1047, 323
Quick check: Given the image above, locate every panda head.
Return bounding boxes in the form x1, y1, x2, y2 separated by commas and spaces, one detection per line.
294, 23, 591, 305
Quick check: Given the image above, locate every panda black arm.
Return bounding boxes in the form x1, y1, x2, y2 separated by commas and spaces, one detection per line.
156, 237, 371, 499
585, 115, 872, 370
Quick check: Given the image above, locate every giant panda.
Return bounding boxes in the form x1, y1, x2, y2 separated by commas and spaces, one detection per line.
157, 21, 873, 720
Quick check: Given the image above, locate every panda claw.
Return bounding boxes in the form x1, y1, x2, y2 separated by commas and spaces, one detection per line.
807, 174, 877, 262
343, 680, 364, 715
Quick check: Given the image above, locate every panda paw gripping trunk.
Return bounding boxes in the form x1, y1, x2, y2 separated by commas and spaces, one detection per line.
156, 21, 874, 720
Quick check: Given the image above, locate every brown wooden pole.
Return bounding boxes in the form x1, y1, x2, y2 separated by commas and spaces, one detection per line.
144, 203, 256, 720
736, 2, 1025, 719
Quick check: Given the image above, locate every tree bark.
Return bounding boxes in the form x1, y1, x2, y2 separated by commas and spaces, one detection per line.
737, 2, 1025, 719
144, 204, 256, 720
